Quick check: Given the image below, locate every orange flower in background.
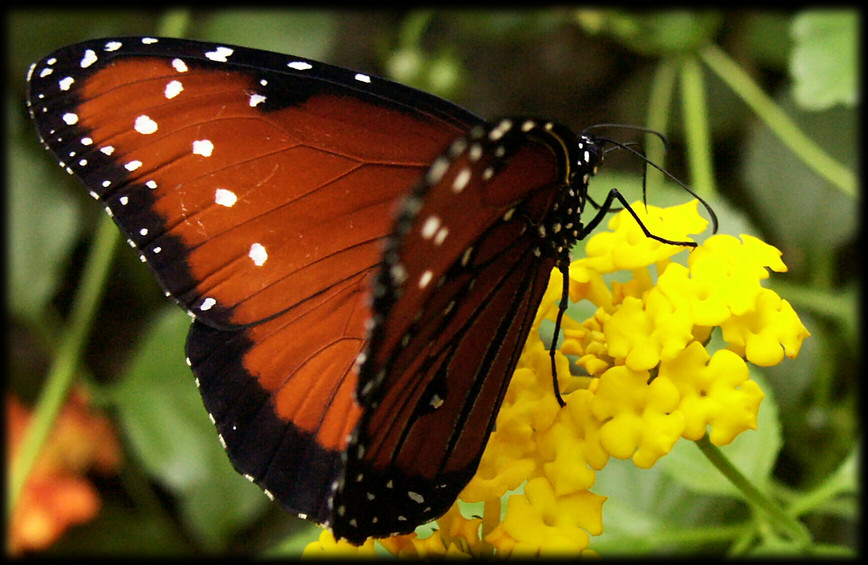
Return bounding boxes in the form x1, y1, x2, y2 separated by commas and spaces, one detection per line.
7, 388, 122, 555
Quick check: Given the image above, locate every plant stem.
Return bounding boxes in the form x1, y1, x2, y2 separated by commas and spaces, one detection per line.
700, 45, 856, 197
156, 7, 192, 37
644, 56, 679, 191
680, 54, 717, 198
695, 436, 813, 550
7, 215, 119, 520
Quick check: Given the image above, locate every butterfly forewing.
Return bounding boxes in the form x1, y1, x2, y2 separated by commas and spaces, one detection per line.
27, 37, 482, 526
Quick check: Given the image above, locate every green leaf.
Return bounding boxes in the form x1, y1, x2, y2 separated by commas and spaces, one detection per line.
740, 97, 856, 256
106, 308, 269, 551
827, 446, 858, 494
8, 98, 82, 322
787, 445, 859, 518
592, 457, 740, 554
790, 10, 859, 110
198, 9, 339, 61
576, 10, 722, 55
451, 10, 563, 41
660, 371, 781, 497
49, 502, 190, 555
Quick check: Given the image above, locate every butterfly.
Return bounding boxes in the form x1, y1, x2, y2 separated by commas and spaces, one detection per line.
26, 36, 706, 544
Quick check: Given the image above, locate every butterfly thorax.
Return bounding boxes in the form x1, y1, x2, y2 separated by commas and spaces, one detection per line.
517, 123, 604, 265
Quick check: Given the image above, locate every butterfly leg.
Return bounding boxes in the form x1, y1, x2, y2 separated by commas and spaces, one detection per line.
549, 261, 570, 407
579, 188, 699, 248
547, 188, 700, 407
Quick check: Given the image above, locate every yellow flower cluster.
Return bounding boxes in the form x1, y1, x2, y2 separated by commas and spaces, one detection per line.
303, 200, 809, 558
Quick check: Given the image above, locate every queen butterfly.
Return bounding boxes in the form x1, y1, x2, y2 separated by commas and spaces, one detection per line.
26, 36, 702, 545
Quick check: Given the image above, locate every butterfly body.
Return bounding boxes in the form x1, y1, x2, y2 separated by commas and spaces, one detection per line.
27, 37, 603, 544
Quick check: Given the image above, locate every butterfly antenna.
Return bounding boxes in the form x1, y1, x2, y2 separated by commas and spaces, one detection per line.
586, 140, 646, 214
584, 124, 718, 234
583, 123, 672, 154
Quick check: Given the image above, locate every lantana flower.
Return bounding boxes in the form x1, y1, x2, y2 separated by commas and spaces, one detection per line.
304, 200, 810, 557
7, 388, 122, 554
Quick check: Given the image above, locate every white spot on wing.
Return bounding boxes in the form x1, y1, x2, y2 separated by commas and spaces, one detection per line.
200, 297, 216, 311
452, 168, 471, 192
249, 243, 268, 266
288, 61, 312, 70
420, 216, 441, 240
426, 157, 450, 184
489, 119, 513, 141
80, 49, 97, 68
134, 115, 158, 134
205, 46, 234, 62
418, 270, 433, 289
192, 140, 214, 157
62, 113, 78, 125
461, 247, 473, 266
58, 76, 74, 91
214, 188, 238, 207
390, 264, 407, 285
172, 58, 188, 73
354, 73, 371, 83
124, 160, 142, 171
468, 144, 482, 161
164, 80, 183, 99
433, 227, 449, 246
